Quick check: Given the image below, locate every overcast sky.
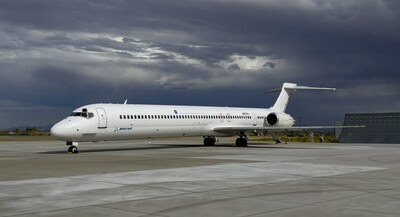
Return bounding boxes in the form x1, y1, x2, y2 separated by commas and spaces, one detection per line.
1, 0, 400, 129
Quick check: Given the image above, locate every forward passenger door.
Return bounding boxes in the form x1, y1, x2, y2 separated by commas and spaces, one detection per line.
96, 108, 107, 128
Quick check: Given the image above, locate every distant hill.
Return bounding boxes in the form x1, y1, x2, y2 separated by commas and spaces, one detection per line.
1, 124, 53, 131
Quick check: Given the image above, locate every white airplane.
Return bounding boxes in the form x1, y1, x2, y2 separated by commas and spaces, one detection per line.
50, 82, 346, 153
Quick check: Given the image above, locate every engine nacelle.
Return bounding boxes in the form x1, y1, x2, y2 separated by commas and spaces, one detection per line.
265, 113, 294, 127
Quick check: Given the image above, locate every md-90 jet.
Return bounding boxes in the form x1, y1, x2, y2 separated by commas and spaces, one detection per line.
51, 83, 347, 153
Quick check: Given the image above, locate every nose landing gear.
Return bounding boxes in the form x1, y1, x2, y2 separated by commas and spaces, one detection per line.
66, 142, 79, 154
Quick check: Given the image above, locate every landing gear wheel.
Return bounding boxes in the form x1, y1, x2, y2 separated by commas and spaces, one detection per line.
203, 137, 216, 146
68, 145, 79, 154
235, 138, 248, 147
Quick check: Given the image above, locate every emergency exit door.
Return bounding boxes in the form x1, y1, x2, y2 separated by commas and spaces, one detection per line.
252, 113, 257, 126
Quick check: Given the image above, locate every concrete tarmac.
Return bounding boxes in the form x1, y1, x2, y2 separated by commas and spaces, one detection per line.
1, 138, 400, 217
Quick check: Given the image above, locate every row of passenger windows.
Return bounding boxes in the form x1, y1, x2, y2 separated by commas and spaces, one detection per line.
119, 114, 251, 120
257, 116, 267, 119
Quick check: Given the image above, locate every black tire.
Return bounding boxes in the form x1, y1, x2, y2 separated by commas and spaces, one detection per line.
243, 139, 248, 147
235, 138, 247, 147
209, 138, 216, 146
204, 137, 216, 146
68, 145, 79, 153
235, 138, 242, 147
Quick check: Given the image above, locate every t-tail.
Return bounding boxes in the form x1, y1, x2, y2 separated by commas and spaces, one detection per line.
269, 82, 336, 112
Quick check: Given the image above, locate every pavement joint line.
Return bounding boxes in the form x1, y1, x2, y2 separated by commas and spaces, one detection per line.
94, 204, 160, 216
186, 171, 386, 196
312, 176, 400, 194
239, 203, 315, 217
343, 207, 400, 216
147, 197, 262, 216
242, 195, 400, 217
97, 192, 198, 208
302, 191, 371, 207
0, 192, 185, 217
0, 203, 150, 217
356, 188, 400, 201
63, 176, 199, 194
0, 196, 37, 203
202, 186, 371, 207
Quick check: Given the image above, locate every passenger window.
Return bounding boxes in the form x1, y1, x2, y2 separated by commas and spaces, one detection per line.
123, 115, 126, 119
120, 115, 122, 119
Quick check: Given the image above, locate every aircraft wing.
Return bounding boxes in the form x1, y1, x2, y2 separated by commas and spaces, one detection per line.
212, 125, 364, 133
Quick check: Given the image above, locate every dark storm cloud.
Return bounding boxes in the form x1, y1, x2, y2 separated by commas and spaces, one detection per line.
228, 63, 241, 71
263, 62, 276, 69
0, 0, 400, 128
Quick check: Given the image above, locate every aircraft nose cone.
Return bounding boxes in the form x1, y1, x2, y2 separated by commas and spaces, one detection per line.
50, 124, 63, 139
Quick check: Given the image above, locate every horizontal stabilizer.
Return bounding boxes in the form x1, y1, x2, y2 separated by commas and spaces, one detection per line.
268, 85, 336, 93
270, 83, 336, 112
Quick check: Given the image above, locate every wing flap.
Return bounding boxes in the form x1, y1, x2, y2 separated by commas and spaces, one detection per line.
213, 125, 364, 133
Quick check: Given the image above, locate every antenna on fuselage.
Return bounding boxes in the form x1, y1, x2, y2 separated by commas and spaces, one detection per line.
123, 99, 128, 104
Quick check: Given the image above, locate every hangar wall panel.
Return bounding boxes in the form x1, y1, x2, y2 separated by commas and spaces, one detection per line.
339, 113, 400, 143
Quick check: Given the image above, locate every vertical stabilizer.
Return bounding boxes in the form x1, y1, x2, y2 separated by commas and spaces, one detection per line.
270, 83, 336, 112
271, 83, 297, 112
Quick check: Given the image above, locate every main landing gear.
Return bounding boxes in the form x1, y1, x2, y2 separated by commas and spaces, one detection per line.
203, 136, 216, 146
66, 142, 79, 154
236, 132, 248, 147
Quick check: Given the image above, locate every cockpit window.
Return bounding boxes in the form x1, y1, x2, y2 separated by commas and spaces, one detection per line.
69, 112, 94, 119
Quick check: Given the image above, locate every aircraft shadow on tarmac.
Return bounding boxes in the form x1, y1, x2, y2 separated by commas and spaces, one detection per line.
39, 143, 318, 154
